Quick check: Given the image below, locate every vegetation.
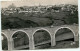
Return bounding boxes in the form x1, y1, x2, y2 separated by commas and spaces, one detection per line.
1, 4, 78, 29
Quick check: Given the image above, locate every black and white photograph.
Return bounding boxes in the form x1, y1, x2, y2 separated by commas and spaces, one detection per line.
1, 0, 79, 50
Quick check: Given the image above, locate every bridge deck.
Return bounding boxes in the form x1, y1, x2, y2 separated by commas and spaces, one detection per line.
2, 25, 78, 31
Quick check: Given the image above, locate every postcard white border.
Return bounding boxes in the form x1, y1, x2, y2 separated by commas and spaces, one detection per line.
0, 0, 80, 51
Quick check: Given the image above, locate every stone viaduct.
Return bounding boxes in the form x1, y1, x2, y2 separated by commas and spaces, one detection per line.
1, 25, 79, 50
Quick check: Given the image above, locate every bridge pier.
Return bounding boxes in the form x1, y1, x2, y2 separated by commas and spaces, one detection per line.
74, 35, 79, 41
51, 35, 56, 46
29, 36, 35, 50
8, 38, 14, 50
74, 32, 79, 41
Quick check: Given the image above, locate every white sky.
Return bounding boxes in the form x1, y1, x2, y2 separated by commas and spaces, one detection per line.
1, 0, 78, 8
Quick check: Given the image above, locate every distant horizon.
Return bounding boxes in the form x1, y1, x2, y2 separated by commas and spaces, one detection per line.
1, 0, 78, 8
1, 3, 78, 8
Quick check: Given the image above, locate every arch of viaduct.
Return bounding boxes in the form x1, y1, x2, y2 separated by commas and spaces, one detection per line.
1, 25, 79, 50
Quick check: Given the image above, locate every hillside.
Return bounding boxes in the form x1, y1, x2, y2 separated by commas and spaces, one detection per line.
1, 5, 78, 29
2, 17, 39, 29
1, 10, 78, 29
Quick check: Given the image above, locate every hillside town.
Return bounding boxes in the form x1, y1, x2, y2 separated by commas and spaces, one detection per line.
1, 4, 78, 30
1, 3, 78, 16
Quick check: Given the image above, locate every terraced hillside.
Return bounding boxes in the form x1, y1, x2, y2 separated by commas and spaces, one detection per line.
1, 10, 78, 30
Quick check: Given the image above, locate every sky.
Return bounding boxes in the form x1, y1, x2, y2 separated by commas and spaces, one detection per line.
1, 0, 78, 8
